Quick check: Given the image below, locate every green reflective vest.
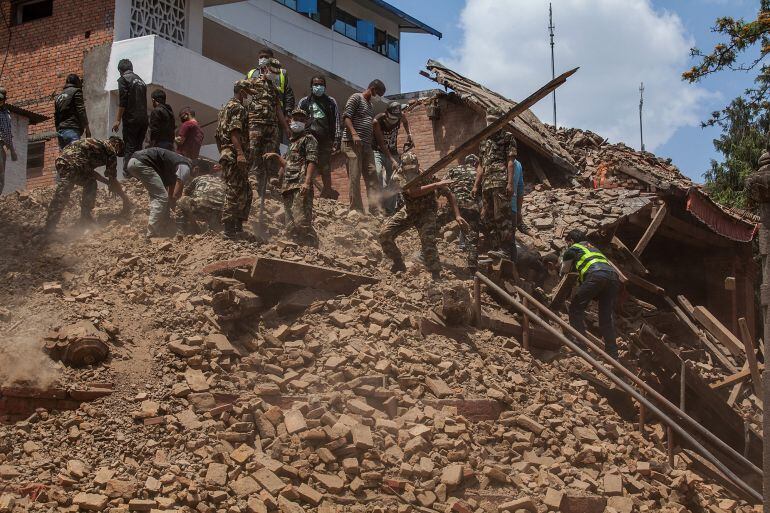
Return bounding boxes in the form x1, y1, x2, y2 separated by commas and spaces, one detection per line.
246, 68, 287, 105
570, 243, 610, 281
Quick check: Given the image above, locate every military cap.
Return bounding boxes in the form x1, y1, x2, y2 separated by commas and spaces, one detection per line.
401, 150, 419, 169
464, 153, 479, 166
386, 101, 403, 115
290, 107, 309, 118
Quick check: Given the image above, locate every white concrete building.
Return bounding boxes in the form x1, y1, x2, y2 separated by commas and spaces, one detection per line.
87, 0, 441, 166
1, 105, 46, 196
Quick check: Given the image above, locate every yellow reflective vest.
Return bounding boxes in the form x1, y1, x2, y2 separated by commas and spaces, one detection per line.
247, 68, 287, 106
569, 243, 610, 281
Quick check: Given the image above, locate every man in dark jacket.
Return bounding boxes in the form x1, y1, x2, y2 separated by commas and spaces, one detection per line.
297, 75, 340, 199
111, 58, 148, 174
149, 89, 175, 150
126, 147, 192, 237
54, 74, 91, 149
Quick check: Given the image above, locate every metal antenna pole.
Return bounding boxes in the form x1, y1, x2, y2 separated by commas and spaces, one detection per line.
639, 82, 645, 152
549, 3, 556, 127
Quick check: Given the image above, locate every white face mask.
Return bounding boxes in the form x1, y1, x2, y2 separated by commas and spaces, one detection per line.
258, 57, 269, 67
289, 121, 306, 133
371, 94, 381, 103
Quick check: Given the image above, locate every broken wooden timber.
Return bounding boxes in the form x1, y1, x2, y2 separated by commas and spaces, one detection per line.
691, 305, 744, 357
738, 317, 762, 403
611, 236, 649, 275
403, 67, 579, 189
635, 325, 762, 465
710, 364, 764, 390
248, 257, 378, 295
549, 272, 578, 309
633, 203, 668, 257
625, 272, 665, 296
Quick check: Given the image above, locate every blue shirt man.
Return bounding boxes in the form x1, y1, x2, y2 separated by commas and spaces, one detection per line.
510, 159, 524, 214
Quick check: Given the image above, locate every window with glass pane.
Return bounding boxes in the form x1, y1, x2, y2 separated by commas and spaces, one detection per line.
387, 35, 399, 62
333, 8, 357, 40
374, 28, 387, 53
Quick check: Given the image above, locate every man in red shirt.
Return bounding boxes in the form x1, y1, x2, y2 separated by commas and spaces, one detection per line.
176, 107, 204, 160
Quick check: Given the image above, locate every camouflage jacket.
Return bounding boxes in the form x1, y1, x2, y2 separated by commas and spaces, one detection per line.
236, 75, 280, 126
184, 174, 225, 210
283, 132, 319, 192
215, 98, 247, 153
392, 168, 441, 215
445, 164, 478, 210
55, 138, 117, 180
480, 130, 517, 190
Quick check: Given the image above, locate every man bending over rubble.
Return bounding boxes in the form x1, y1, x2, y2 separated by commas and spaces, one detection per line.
560, 229, 620, 359
44, 136, 129, 233
126, 147, 192, 238
379, 150, 468, 280
175, 168, 226, 235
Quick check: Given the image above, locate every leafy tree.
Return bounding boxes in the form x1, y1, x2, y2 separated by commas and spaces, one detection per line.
683, 0, 770, 126
703, 97, 768, 208
683, 1, 770, 207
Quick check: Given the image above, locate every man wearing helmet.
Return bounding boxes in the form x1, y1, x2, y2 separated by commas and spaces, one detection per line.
379, 151, 468, 280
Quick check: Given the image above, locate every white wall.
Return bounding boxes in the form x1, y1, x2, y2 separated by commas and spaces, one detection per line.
205, 0, 401, 92
114, 0, 204, 53
2, 114, 29, 195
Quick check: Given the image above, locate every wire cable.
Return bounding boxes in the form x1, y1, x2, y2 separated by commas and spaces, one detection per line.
0, 4, 12, 83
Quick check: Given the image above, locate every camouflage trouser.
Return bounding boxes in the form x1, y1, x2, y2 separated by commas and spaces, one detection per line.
438, 206, 480, 268
220, 148, 253, 223
175, 196, 221, 233
482, 187, 513, 251
44, 164, 97, 230
282, 187, 317, 244
248, 122, 277, 195
378, 207, 440, 271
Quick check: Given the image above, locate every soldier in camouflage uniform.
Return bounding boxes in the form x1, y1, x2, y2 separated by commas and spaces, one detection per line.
438, 153, 482, 271
44, 136, 128, 233
473, 106, 517, 260
379, 151, 469, 280
215, 83, 251, 237
175, 173, 226, 234
265, 108, 319, 246
236, 58, 289, 196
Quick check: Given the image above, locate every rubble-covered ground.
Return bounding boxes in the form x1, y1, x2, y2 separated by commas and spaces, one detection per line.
0, 182, 759, 513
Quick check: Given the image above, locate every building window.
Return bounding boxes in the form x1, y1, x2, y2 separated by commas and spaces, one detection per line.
272, 0, 400, 62
129, 0, 187, 47
14, 0, 53, 24
26, 141, 45, 178
333, 8, 357, 40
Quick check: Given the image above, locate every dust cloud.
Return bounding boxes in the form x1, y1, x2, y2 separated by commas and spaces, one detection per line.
0, 336, 60, 389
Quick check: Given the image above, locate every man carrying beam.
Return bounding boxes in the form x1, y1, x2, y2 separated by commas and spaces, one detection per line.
560, 229, 621, 359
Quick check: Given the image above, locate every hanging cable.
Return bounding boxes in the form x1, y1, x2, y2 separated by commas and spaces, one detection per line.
0, 4, 12, 83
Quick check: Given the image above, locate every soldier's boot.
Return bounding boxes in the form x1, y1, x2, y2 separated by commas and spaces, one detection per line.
390, 260, 407, 273
488, 248, 513, 261
223, 219, 239, 239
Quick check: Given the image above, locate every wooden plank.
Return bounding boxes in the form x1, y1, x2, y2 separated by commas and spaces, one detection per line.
691, 306, 744, 357
677, 295, 696, 316
404, 67, 579, 189
727, 377, 743, 408
664, 296, 701, 338
249, 257, 378, 295
616, 164, 661, 189
724, 277, 736, 291
700, 332, 739, 374
738, 317, 762, 403
625, 272, 665, 296
526, 155, 552, 189
549, 273, 577, 309
633, 203, 668, 256
709, 366, 760, 390
611, 236, 649, 275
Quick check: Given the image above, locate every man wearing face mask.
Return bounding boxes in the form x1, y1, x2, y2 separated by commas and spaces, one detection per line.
247, 48, 295, 116
297, 76, 340, 199
342, 79, 386, 213
236, 59, 290, 197
373, 102, 412, 215
264, 108, 319, 246
472, 106, 518, 261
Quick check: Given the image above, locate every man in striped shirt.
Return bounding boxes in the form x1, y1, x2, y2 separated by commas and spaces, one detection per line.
342, 79, 386, 213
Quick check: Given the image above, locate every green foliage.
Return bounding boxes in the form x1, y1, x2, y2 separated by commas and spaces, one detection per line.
703, 97, 768, 208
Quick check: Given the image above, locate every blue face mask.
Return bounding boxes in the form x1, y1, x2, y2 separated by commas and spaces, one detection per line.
312, 85, 325, 97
